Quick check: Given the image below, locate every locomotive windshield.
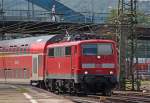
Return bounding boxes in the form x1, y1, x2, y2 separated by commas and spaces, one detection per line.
82, 43, 112, 55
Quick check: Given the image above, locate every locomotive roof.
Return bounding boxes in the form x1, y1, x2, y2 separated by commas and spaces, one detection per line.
47, 39, 115, 48
0, 35, 56, 48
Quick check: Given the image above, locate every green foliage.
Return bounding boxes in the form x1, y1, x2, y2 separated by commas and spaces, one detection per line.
137, 12, 150, 25
107, 9, 118, 24
107, 9, 150, 25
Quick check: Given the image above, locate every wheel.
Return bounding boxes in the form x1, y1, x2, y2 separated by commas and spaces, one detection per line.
102, 88, 112, 96
47, 81, 52, 92
30, 80, 38, 87
39, 81, 45, 89
68, 81, 76, 96
30, 80, 33, 86
55, 81, 62, 95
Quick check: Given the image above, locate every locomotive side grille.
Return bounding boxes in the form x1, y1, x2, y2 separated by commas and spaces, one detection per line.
101, 63, 115, 68
82, 63, 115, 68
82, 63, 95, 68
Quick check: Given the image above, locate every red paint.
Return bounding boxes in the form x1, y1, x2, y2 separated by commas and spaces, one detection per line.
0, 37, 119, 82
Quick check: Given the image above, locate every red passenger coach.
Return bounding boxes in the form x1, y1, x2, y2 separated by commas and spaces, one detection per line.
0, 35, 119, 96
0, 35, 58, 83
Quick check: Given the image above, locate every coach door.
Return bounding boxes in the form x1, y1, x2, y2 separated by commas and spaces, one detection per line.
32, 55, 38, 80
71, 46, 77, 76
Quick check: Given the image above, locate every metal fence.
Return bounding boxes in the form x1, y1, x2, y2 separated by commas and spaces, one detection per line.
0, 10, 108, 23
0, 10, 56, 22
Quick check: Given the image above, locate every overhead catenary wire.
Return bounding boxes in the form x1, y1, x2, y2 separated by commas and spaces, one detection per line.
2, 11, 108, 31
0, 0, 127, 37
0, 0, 112, 34
3, 22, 100, 37
0, 12, 98, 33
0, 8, 110, 32
0, 0, 110, 30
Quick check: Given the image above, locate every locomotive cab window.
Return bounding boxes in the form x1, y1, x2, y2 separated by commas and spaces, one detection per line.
48, 48, 54, 57
82, 43, 113, 56
65, 46, 71, 56
82, 44, 97, 55
98, 44, 112, 55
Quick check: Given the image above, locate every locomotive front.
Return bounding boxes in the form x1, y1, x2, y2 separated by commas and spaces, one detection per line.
76, 40, 119, 95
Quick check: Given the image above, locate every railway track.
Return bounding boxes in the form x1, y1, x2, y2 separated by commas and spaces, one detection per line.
31, 86, 150, 103
107, 95, 150, 103
64, 92, 150, 103
9, 84, 150, 103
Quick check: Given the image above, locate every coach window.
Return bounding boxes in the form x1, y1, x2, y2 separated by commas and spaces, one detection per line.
13, 46, 15, 53
38, 55, 42, 68
9, 46, 13, 52
6, 48, 8, 53
21, 45, 25, 54
20, 48, 23, 54
25, 44, 29, 54
1, 47, 3, 52
65, 46, 71, 56
24, 48, 26, 54
17, 48, 20, 54
26, 47, 30, 54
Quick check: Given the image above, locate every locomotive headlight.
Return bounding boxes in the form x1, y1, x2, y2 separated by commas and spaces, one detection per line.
110, 71, 114, 75
84, 71, 88, 75
97, 56, 101, 59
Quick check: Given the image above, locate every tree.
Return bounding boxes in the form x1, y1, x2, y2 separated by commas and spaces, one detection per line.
107, 9, 150, 25
137, 12, 150, 25
107, 9, 118, 24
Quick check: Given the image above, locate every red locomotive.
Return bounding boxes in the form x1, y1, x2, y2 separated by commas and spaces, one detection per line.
0, 35, 119, 96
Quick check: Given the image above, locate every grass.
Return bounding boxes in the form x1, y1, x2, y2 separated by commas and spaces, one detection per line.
124, 80, 150, 91
141, 80, 150, 85
16, 87, 29, 93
